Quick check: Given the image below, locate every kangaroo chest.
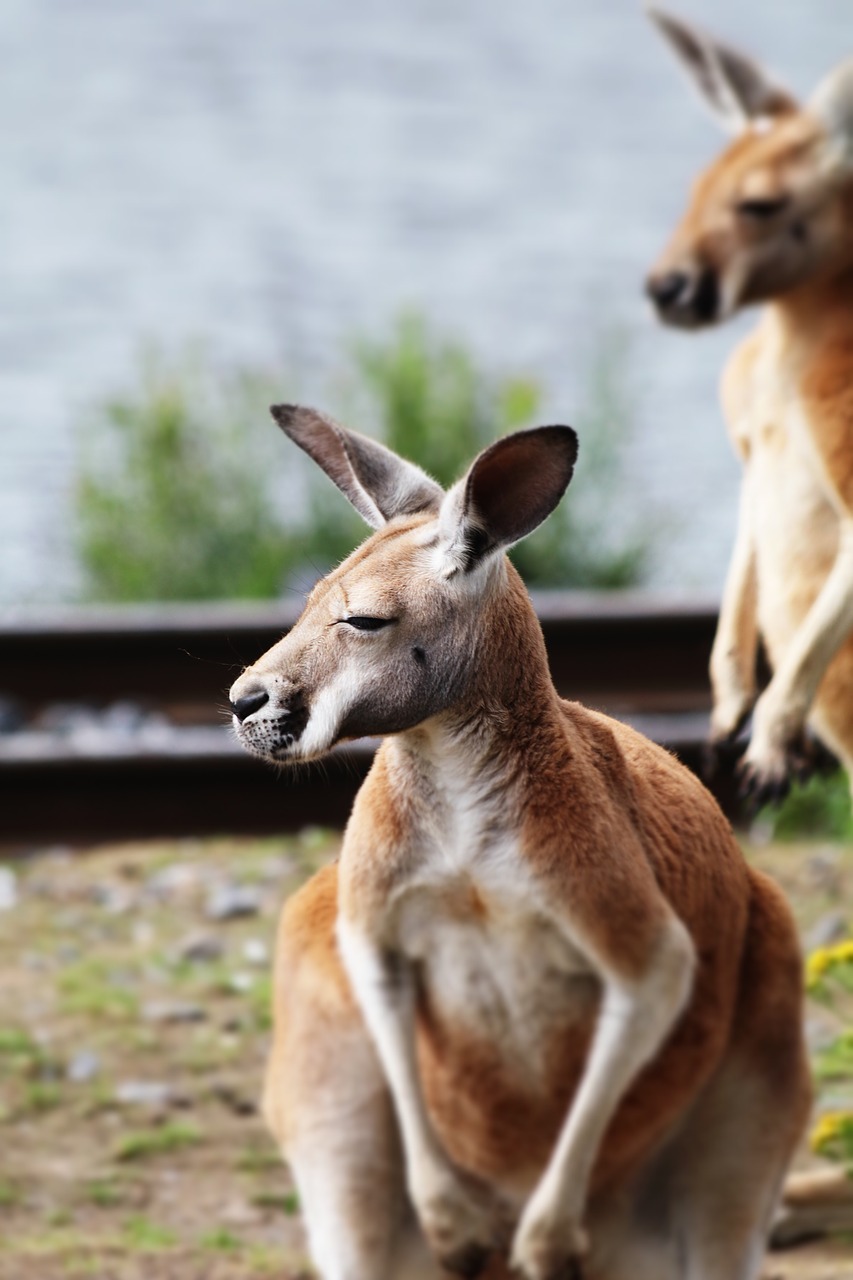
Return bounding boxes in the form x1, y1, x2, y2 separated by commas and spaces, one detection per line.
390, 847, 599, 1077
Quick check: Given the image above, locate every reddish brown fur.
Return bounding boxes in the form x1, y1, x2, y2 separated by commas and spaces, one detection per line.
266, 563, 806, 1212
239, 409, 810, 1276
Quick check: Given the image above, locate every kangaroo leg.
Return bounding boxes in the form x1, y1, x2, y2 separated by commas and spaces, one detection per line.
264, 866, 409, 1280
668, 869, 811, 1280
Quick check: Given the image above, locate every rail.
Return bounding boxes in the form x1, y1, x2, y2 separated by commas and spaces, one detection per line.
0, 593, 743, 848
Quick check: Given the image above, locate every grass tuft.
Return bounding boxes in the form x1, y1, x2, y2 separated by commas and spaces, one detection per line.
115, 1123, 202, 1163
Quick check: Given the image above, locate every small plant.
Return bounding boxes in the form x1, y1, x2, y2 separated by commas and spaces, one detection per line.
0, 1179, 21, 1209
24, 1081, 62, 1114
85, 1179, 123, 1208
58, 960, 139, 1022
74, 320, 651, 601
238, 1140, 280, 1174
115, 1122, 201, 1162
201, 1226, 241, 1252
75, 350, 293, 602
758, 769, 853, 841
122, 1216, 178, 1250
252, 1189, 299, 1214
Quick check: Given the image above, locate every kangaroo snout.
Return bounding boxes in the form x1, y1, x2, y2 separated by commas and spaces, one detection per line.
645, 264, 720, 327
230, 681, 269, 723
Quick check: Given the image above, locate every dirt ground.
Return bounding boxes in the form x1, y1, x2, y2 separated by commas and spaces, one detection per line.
0, 830, 852, 1279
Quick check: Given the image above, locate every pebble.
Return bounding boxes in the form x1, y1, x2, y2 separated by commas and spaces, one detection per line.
806, 848, 842, 895
147, 862, 203, 902
89, 883, 135, 915
804, 910, 850, 952
228, 971, 255, 993
259, 853, 297, 882
142, 1001, 207, 1024
0, 866, 17, 911
177, 933, 225, 964
242, 938, 269, 967
220, 1197, 262, 1227
115, 1080, 190, 1109
67, 1050, 101, 1083
206, 884, 261, 922
211, 1081, 256, 1117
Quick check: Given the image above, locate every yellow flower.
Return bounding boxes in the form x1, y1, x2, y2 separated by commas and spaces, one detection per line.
810, 1110, 853, 1154
806, 946, 834, 988
805, 937, 853, 990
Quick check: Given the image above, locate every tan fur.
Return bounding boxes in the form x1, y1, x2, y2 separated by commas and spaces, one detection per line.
647, 13, 853, 798
231, 413, 810, 1280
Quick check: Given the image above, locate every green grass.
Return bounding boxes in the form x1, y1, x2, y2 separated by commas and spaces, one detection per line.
0, 1179, 22, 1209
24, 1081, 63, 1114
237, 1140, 281, 1174
85, 1179, 124, 1208
122, 1216, 178, 1250
200, 1227, 241, 1252
58, 960, 139, 1022
759, 769, 853, 841
115, 1122, 202, 1163
252, 1189, 299, 1214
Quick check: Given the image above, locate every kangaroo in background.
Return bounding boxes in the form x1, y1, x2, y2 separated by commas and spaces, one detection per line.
646, 9, 853, 806
229, 407, 809, 1280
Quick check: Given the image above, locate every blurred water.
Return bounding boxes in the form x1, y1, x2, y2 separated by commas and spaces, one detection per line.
1, 0, 849, 602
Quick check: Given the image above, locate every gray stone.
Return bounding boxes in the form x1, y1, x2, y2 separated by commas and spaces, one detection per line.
146, 862, 203, 901
142, 1001, 207, 1025
805, 911, 850, 953
67, 1050, 101, 1083
177, 933, 224, 964
115, 1080, 189, 1108
206, 883, 261, 922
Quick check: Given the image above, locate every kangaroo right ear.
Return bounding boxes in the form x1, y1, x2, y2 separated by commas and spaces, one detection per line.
438, 426, 578, 576
811, 59, 853, 171
647, 7, 797, 134
271, 405, 443, 530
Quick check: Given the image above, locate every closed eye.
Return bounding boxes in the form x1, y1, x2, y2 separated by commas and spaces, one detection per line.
735, 196, 790, 220
341, 616, 396, 632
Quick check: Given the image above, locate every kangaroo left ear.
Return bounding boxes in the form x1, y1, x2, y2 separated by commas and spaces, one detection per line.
647, 6, 797, 134
438, 426, 578, 575
271, 404, 443, 529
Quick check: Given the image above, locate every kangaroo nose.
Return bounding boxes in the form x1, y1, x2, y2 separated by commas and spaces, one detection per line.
230, 685, 269, 723
645, 270, 688, 309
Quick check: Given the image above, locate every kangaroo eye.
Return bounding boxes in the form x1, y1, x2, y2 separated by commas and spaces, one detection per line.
735, 196, 790, 220
343, 616, 394, 632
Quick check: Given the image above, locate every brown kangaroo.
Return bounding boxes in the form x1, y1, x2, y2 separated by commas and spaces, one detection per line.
230, 407, 809, 1280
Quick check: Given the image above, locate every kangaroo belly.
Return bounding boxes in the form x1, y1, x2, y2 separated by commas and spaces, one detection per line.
750, 427, 838, 667
409, 900, 600, 1194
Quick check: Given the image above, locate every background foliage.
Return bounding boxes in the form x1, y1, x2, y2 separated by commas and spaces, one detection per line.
75, 316, 651, 602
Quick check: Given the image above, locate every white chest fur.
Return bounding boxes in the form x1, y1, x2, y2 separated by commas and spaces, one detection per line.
388, 829, 596, 1079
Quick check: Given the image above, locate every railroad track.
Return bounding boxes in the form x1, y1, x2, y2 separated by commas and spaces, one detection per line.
0, 593, 745, 847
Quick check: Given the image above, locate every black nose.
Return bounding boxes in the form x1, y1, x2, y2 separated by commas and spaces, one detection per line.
646, 270, 688, 309
231, 687, 269, 723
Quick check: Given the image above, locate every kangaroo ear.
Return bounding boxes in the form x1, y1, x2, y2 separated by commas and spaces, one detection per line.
811, 59, 853, 171
438, 426, 578, 575
647, 7, 797, 134
271, 405, 443, 529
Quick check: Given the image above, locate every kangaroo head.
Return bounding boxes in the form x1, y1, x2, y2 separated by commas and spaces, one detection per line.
229, 408, 577, 763
645, 8, 853, 328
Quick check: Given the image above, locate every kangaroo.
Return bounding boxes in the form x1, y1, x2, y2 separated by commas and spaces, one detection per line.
229, 406, 808, 1280
645, 8, 853, 806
